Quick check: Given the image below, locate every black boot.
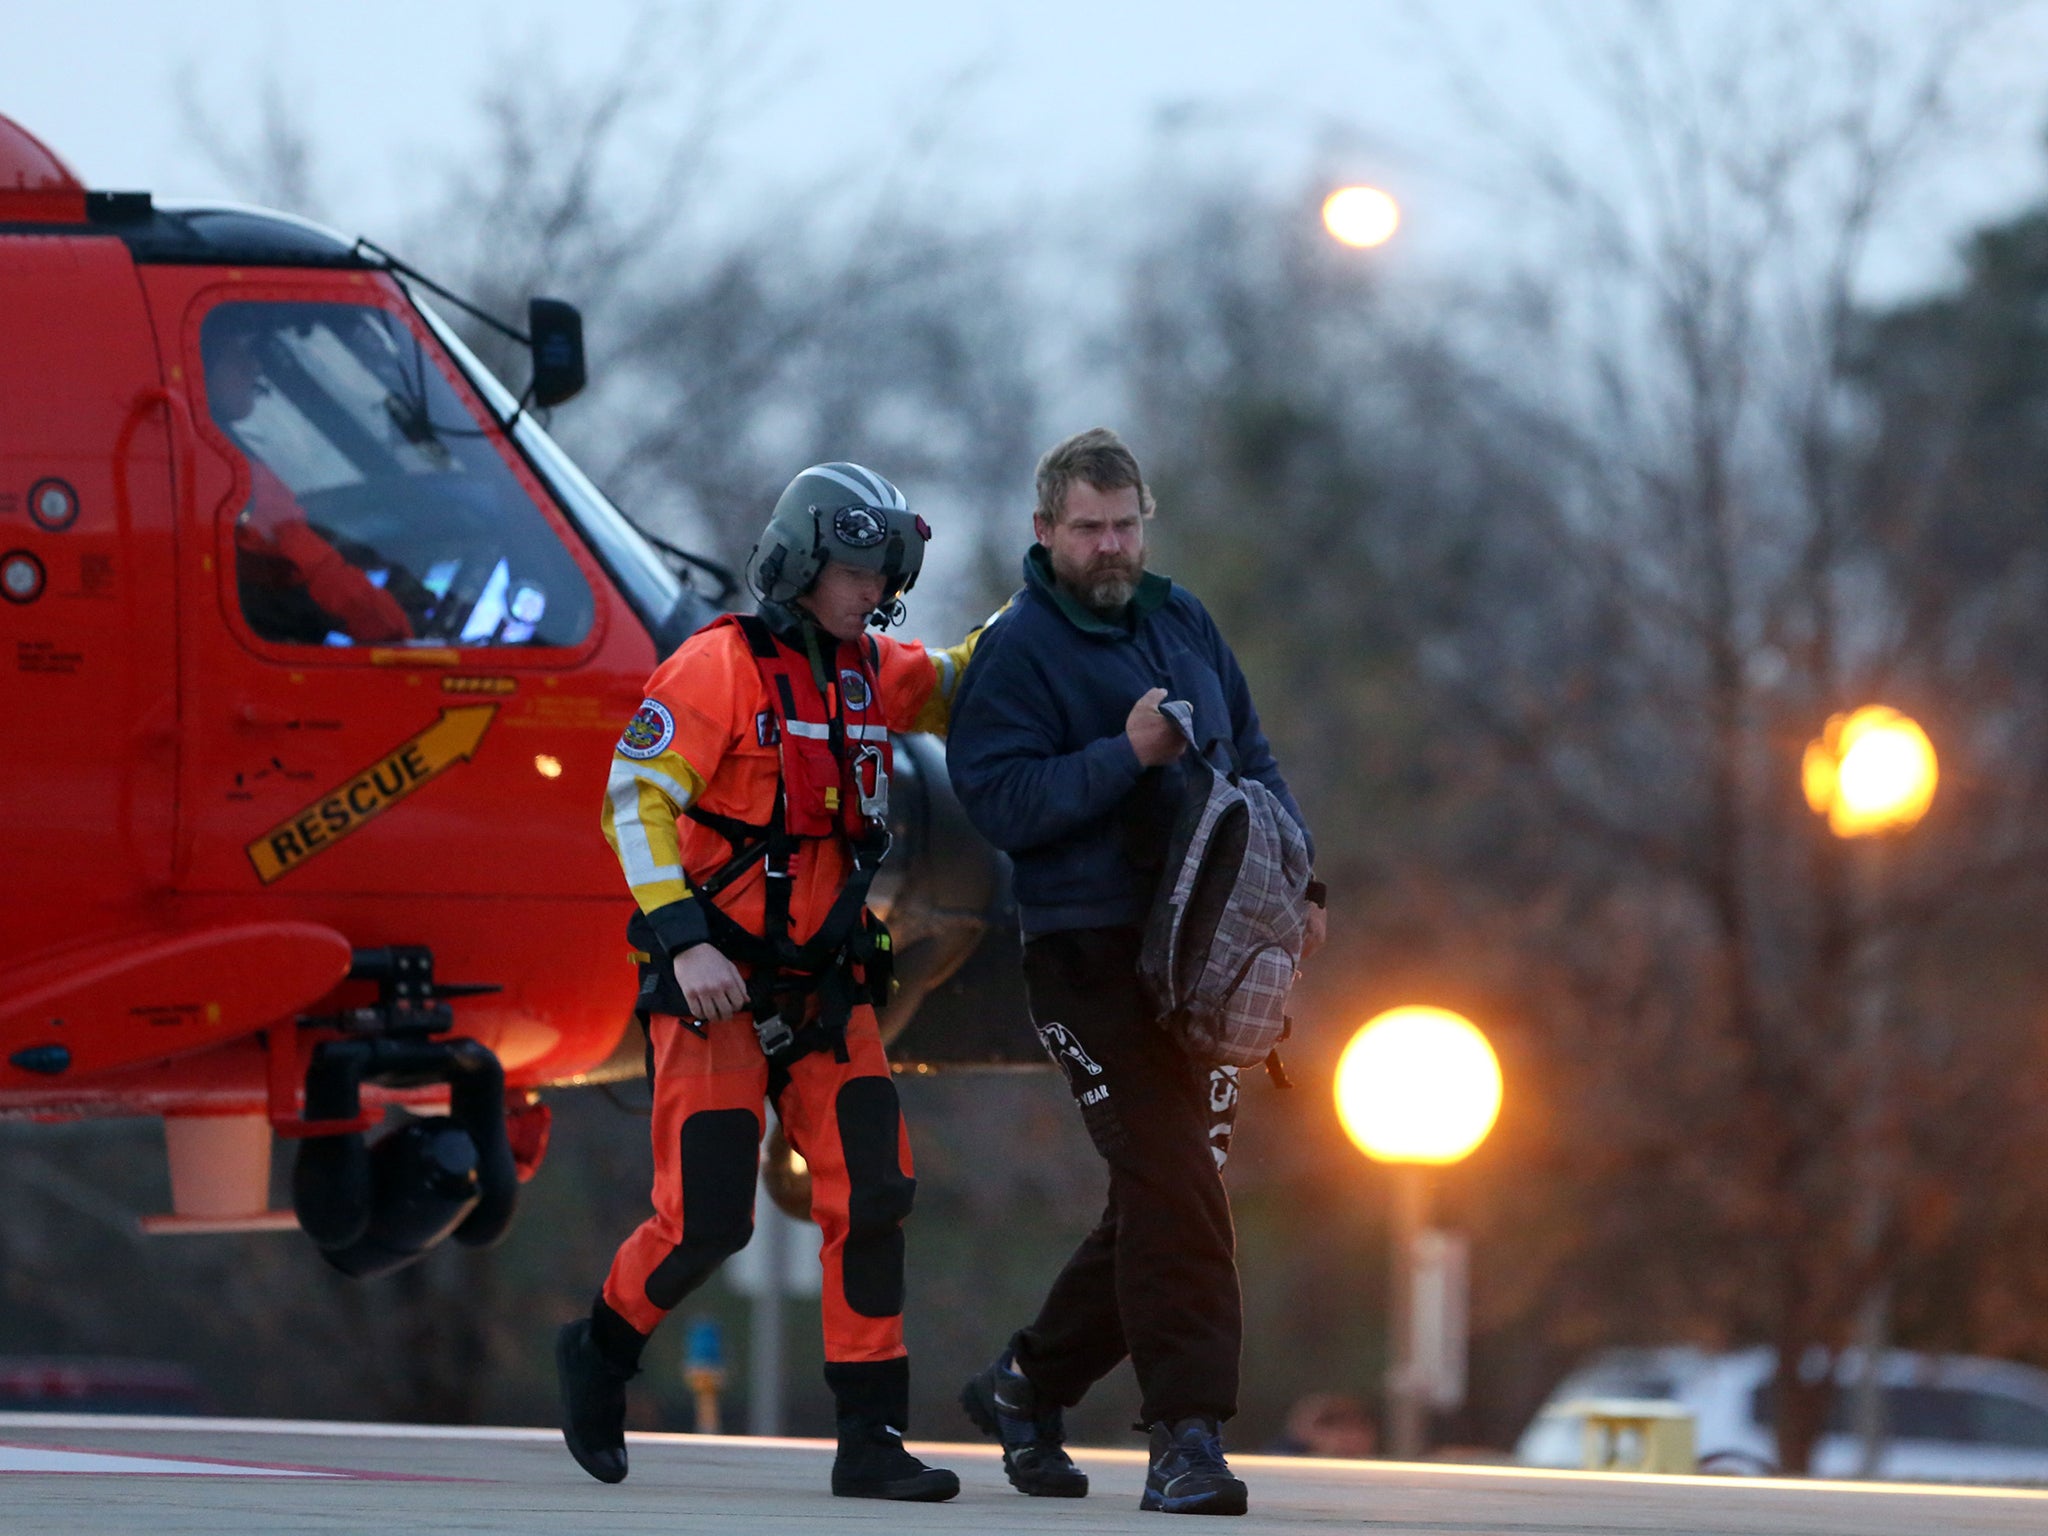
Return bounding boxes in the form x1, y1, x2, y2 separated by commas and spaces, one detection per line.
1140, 1416, 1247, 1516
555, 1300, 643, 1485
959, 1349, 1088, 1496
826, 1357, 960, 1502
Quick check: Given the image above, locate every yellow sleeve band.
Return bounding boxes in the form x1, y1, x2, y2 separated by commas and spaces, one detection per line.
911, 620, 993, 737
600, 747, 709, 915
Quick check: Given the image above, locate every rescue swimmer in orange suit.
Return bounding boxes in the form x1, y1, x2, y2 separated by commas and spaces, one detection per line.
202, 317, 413, 644
557, 463, 979, 1500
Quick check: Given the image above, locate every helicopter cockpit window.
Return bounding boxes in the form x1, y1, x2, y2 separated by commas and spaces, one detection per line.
200, 301, 593, 649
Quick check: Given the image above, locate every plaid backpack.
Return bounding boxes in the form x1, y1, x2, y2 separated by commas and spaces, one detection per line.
1139, 700, 1312, 1077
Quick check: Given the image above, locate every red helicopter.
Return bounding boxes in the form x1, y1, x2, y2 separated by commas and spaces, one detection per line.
0, 113, 1027, 1279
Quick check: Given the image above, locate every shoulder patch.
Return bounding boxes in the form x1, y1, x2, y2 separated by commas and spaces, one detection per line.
618, 698, 676, 760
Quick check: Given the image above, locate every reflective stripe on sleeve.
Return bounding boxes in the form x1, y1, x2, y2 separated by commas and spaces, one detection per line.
600, 752, 708, 913
909, 625, 987, 736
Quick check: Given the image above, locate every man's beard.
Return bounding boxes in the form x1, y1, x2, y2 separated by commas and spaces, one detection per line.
1054, 548, 1143, 617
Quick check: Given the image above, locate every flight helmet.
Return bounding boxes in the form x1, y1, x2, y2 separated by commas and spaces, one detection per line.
746, 462, 929, 624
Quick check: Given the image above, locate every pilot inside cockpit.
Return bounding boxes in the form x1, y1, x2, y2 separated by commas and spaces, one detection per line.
203, 312, 414, 645
198, 299, 594, 651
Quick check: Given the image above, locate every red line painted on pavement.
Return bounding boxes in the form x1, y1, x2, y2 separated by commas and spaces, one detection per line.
0, 1439, 469, 1481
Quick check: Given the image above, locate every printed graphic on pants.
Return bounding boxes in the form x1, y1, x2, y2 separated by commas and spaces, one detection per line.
1036, 1020, 1105, 1088
1037, 1018, 1128, 1156
1207, 1065, 1240, 1169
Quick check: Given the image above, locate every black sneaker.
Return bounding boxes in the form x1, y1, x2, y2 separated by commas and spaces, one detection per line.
830, 1420, 961, 1501
960, 1350, 1088, 1497
1140, 1417, 1247, 1516
555, 1319, 633, 1484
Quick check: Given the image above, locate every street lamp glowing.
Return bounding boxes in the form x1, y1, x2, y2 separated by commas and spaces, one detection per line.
1802, 705, 1937, 838
1322, 185, 1401, 249
1335, 1006, 1502, 1165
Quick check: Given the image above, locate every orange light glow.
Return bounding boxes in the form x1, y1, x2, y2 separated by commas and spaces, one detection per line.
1335, 1006, 1502, 1166
1802, 706, 1937, 838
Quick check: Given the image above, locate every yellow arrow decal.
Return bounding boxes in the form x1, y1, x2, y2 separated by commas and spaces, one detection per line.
245, 705, 498, 885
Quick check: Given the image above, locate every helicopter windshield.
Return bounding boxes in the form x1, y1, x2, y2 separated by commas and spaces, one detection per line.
199, 301, 595, 649
405, 296, 718, 657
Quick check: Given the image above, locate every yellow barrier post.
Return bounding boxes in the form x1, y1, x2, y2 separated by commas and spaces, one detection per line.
1560, 1398, 1698, 1474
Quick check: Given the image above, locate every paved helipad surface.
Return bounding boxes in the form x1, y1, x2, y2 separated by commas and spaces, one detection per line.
4, 1414, 2047, 1534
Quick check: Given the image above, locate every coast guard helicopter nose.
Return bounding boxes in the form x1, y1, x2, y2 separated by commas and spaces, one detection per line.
0, 111, 1030, 1276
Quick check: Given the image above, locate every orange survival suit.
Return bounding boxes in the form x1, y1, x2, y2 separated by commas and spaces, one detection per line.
595, 604, 977, 1367
235, 459, 412, 644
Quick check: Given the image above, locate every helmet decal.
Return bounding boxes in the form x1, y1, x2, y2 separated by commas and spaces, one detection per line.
833, 504, 888, 549
808, 462, 906, 510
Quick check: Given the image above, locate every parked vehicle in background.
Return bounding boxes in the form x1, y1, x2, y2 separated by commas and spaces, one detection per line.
1517, 1346, 2048, 1484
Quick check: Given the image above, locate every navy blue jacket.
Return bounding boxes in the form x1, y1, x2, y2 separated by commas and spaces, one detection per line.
947, 545, 1312, 937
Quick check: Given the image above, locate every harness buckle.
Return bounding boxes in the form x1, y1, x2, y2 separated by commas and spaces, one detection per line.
753, 1009, 795, 1060
853, 743, 890, 822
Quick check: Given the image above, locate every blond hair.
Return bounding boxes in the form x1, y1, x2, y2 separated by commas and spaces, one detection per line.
1033, 427, 1157, 525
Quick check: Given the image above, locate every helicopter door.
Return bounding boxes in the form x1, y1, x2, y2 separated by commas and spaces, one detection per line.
0, 235, 178, 963
149, 276, 613, 898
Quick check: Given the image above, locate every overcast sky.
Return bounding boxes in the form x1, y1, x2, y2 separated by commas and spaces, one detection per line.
12, 0, 2048, 643
13, 0, 2048, 301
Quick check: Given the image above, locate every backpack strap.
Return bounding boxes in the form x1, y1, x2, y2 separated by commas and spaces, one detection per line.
1158, 697, 1238, 779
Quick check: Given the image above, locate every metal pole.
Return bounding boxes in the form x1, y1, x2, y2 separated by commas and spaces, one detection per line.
1387, 1163, 1430, 1460
1851, 1283, 1891, 1477
748, 1191, 787, 1436
1849, 837, 1894, 1479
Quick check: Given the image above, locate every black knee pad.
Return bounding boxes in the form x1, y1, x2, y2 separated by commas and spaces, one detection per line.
835, 1077, 915, 1318
645, 1107, 759, 1310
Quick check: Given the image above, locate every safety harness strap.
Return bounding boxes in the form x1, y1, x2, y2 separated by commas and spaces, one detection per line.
630, 612, 894, 1066
732, 612, 781, 659
694, 845, 892, 1066
682, 812, 772, 901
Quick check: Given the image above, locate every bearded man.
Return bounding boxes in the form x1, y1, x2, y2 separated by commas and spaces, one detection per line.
944, 427, 1324, 1516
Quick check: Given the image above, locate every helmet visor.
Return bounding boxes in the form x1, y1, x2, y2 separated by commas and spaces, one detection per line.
820, 503, 928, 592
